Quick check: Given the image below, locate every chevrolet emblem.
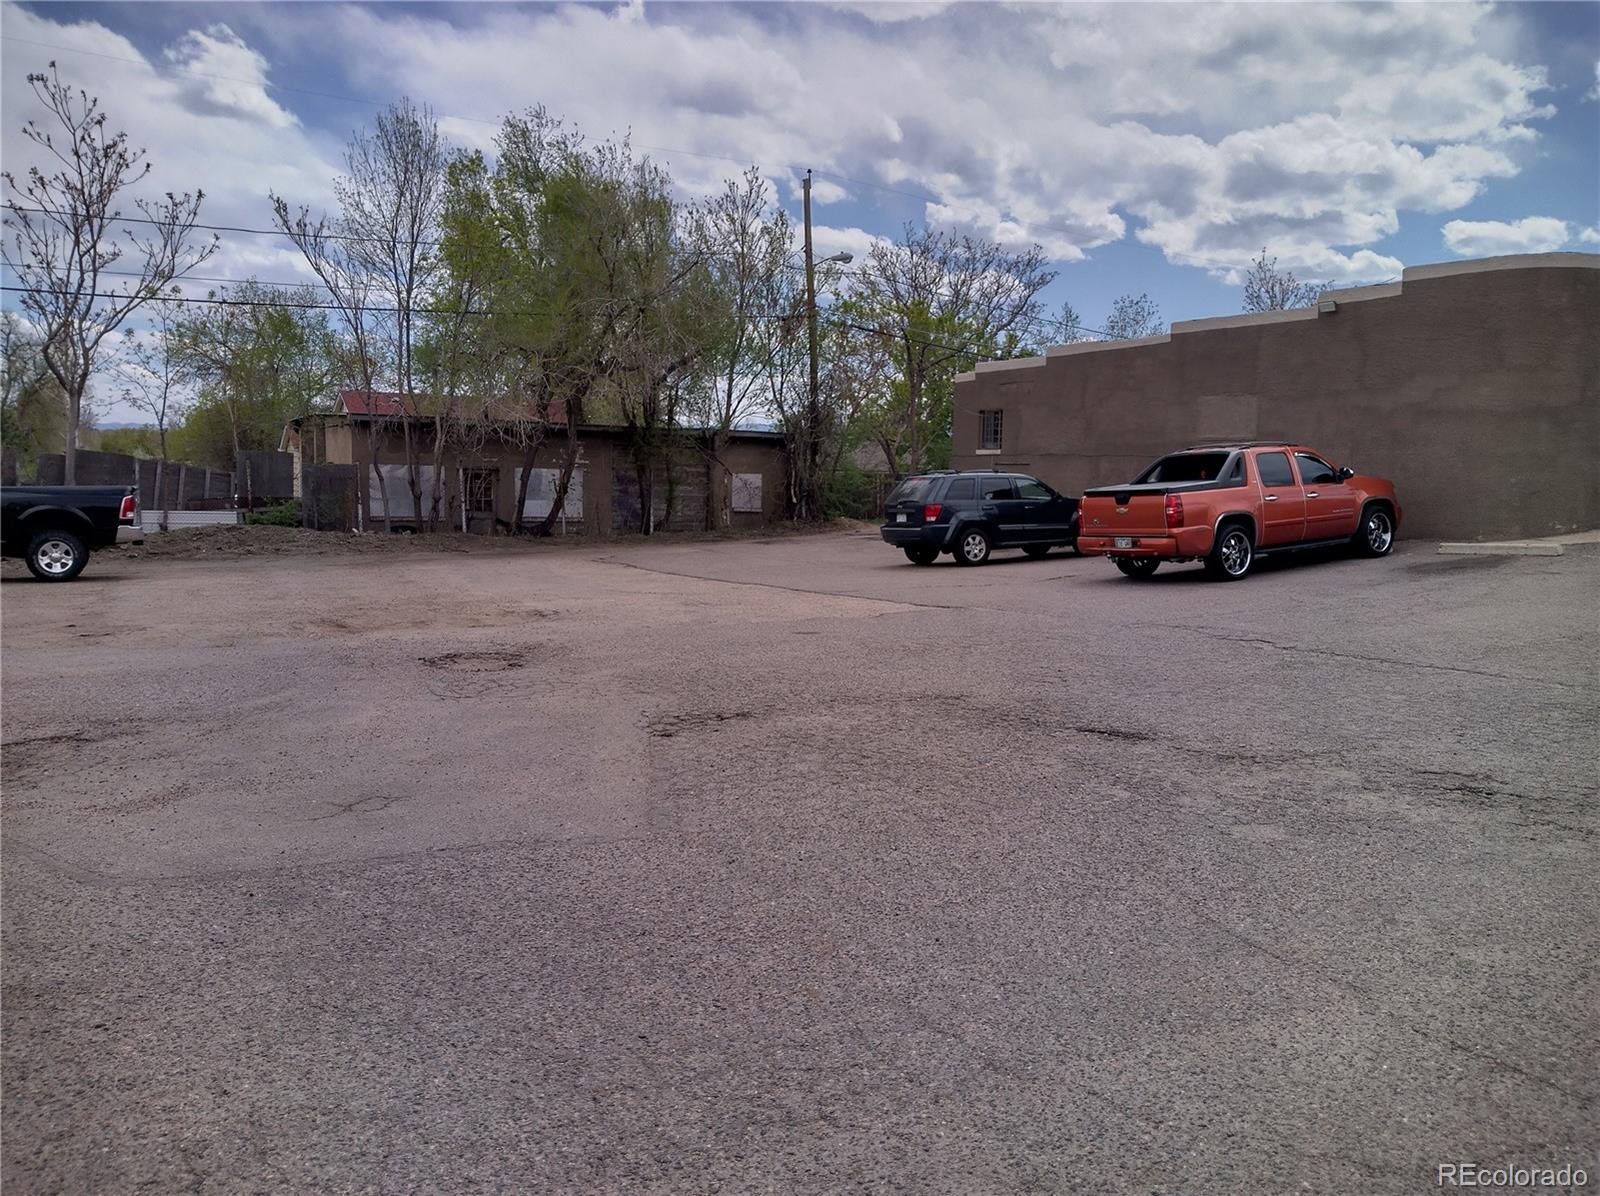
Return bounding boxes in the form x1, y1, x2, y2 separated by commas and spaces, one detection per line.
1115, 505, 1128, 514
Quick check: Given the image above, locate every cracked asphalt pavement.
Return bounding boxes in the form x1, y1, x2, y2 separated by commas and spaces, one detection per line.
2, 530, 1596, 1192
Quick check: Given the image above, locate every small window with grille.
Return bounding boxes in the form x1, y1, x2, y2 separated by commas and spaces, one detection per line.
463, 468, 498, 514
980, 409, 1003, 450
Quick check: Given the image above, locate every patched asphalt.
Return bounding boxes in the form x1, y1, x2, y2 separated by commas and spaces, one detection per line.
3, 531, 1595, 1192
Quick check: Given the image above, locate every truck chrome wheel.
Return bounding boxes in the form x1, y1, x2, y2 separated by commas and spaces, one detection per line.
1366, 511, 1393, 554
1219, 529, 1252, 576
34, 539, 78, 575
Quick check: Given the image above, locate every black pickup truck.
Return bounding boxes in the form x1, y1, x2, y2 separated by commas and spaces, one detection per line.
1, 485, 143, 581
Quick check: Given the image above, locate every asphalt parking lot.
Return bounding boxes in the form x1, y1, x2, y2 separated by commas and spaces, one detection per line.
3, 529, 1596, 1193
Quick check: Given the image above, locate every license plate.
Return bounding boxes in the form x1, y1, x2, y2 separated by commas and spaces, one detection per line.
896, 513, 907, 523
1114, 536, 1133, 549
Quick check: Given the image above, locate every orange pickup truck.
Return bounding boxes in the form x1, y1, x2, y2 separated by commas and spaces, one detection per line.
1076, 442, 1400, 581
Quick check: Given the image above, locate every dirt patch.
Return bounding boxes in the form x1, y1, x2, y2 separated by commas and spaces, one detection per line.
0, 519, 860, 575
420, 650, 530, 673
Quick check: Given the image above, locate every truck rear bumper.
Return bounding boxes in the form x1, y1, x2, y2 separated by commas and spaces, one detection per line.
1077, 527, 1214, 559
116, 524, 145, 546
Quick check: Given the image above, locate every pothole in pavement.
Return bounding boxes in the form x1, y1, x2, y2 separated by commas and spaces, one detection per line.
420, 649, 529, 673
646, 710, 755, 739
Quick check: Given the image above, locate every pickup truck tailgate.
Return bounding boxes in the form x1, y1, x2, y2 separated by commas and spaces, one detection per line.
1078, 492, 1170, 536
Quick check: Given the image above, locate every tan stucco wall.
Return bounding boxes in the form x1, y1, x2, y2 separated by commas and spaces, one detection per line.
951, 254, 1600, 540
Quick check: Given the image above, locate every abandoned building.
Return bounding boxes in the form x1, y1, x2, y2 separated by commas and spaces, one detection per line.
283, 391, 788, 534
951, 252, 1599, 541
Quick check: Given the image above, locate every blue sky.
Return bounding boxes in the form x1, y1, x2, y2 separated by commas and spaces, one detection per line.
3, 1, 1597, 418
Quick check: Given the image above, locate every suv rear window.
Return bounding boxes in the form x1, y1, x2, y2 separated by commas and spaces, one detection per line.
886, 477, 938, 504
1136, 452, 1232, 483
943, 476, 976, 500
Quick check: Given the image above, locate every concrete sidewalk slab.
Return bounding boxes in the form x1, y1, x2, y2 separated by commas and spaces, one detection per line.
1438, 541, 1564, 556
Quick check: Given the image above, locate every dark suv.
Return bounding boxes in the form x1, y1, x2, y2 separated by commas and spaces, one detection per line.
880, 471, 1081, 565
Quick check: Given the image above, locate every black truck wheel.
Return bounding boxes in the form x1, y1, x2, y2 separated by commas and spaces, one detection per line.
1114, 557, 1160, 579
25, 529, 89, 582
903, 546, 938, 566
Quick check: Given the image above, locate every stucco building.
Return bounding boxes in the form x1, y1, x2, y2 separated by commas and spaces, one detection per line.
284, 391, 788, 534
951, 253, 1599, 540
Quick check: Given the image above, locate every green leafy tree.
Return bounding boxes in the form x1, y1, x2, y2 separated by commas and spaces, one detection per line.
1, 311, 68, 476
174, 280, 336, 471
441, 111, 717, 534
843, 225, 1054, 477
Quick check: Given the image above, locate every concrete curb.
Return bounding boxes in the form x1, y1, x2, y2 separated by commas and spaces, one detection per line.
1438, 542, 1563, 556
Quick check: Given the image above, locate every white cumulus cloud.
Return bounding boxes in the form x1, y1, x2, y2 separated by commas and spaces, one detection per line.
1440, 217, 1583, 256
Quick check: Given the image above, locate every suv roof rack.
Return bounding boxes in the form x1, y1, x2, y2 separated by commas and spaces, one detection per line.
1181, 440, 1289, 451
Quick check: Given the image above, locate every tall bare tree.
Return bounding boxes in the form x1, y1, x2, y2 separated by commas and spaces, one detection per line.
1054, 300, 1090, 344
1102, 292, 1164, 341
270, 202, 390, 528
1, 63, 215, 482
116, 293, 192, 528
685, 167, 794, 527
343, 100, 452, 529
274, 100, 450, 530
1241, 247, 1324, 312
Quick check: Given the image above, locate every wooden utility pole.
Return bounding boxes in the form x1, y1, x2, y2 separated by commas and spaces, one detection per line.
803, 169, 820, 521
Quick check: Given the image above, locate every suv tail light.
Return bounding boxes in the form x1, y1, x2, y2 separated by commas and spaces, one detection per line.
923, 503, 943, 523
119, 494, 137, 522
1164, 493, 1184, 529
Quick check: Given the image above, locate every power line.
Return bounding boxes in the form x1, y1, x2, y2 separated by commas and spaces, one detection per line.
3, 211, 1107, 342
1, 282, 478, 317
0, 281, 992, 360
0, 31, 1102, 250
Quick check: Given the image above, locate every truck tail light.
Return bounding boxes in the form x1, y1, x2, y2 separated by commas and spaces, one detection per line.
923, 503, 943, 523
1164, 493, 1184, 529
119, 494, 137, 522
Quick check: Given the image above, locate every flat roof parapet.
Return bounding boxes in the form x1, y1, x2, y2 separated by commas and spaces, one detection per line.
956, 251, 1597, 382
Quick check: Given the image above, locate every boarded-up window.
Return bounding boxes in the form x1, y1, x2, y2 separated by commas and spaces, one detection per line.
367, 464, 441, 519
731, 472, 763, 513
515, 467, 584, 518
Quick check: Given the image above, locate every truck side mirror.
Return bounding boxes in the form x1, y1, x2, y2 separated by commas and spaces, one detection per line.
1338, 466, 1355, 481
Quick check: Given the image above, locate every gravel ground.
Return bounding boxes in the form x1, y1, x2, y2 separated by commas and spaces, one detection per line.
2, 530, 1595, 1193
